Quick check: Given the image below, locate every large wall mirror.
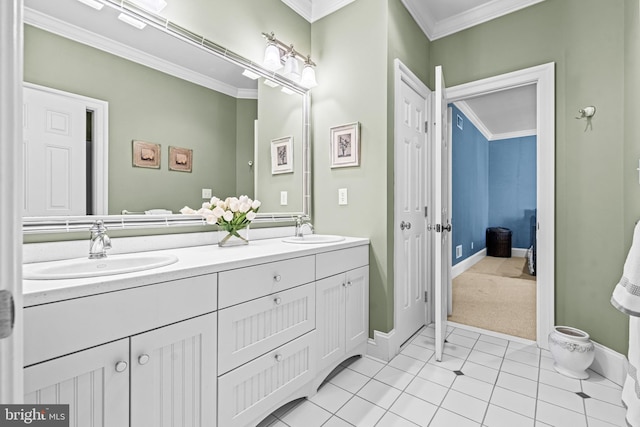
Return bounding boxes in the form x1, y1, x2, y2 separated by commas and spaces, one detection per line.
22, 0, 310, 233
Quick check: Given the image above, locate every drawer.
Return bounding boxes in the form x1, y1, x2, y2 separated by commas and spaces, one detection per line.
24, 273, 217, 366
217, 331, 316, 427
218, 255, 315, 309
316, 245, 369, 280
218, 283, 315, 375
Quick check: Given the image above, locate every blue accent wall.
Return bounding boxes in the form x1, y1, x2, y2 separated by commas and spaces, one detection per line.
489, 136, 537, 249
451, 105, 537, 266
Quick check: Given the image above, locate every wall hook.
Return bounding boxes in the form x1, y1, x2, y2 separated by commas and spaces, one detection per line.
248, 160, 254, 169
575, 106, 596, 131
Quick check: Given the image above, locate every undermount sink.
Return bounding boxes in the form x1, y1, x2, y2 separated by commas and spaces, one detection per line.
282, 234, 345, 244
23, 254, 179, 280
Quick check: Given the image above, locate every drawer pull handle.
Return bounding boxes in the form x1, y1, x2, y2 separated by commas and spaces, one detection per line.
274, 353, 283, 362
347, 281, 352, 287
274, 297, 282, 305
115, 361, 128, 373
342, 282, 347, 287
274, 274, 282, 282
138, 354, 150, 365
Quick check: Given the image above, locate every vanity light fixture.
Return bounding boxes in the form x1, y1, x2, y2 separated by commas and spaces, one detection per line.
262, 32, 318, 88
118, 12, 147, 29
77, 0, 104, 10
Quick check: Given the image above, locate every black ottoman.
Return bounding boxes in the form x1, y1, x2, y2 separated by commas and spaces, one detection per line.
486, 227, 512, 257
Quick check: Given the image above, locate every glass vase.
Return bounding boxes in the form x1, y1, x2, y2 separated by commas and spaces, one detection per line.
217, 225, 250, 247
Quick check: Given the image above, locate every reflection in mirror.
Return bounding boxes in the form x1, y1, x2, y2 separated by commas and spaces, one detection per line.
22, 0, 309, 231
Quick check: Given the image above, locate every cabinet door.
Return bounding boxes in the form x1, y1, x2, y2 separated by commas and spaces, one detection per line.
316, 274, 346, 373
345, 266, 369, 354
130, 313, 217, 427
24, 339, 129, 427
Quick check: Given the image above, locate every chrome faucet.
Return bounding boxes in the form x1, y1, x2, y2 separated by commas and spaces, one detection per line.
89, 220, 111, 259
294, 216, 314, 237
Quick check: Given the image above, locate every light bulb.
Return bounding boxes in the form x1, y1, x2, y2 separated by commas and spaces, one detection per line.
300, 64, 317, 88
263, 44, 282, 71
282, 54, 301, 81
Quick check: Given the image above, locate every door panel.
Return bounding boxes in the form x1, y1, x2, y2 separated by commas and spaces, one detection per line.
345, 266, 369, 353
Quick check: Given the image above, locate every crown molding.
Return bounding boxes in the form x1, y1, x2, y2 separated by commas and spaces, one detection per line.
490, 129, 537, 141
24, 7, 257, 100
454, 101, 536, 141
281, 0, 355, 23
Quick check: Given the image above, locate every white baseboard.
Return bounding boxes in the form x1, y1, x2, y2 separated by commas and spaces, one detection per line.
512, 248, 528, 258
591, 340, 628, 387
367, 329, 399, 362
452, 249, 486, 279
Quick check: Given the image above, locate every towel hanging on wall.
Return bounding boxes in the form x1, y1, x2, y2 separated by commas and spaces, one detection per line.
611, 221, 640, 426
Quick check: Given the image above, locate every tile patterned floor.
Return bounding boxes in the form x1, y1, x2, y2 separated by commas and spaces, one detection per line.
257, 324, 627, 427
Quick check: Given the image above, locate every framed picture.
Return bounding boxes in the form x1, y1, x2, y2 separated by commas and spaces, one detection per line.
132, 140, 160, 169
169, 146, 193, 172
330, 122, 360, 168
271, 136, 293, 175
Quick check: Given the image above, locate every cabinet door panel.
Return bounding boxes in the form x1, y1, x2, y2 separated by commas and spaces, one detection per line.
345, 266, 369, 354
24, 338, 129, 427
218, 283, 315, 374
316, 274, 346, 373
130, 313, 217, 427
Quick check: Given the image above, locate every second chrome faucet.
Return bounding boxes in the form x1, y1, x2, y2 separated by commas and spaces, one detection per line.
89, 220, 111, 259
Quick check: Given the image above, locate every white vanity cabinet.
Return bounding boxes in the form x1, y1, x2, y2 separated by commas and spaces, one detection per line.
23, 274, 218, 427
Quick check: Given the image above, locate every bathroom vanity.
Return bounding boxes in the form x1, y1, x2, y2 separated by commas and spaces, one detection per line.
22, 236, 369, 427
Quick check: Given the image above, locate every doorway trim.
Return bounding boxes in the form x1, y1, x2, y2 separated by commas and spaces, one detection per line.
23, 82, 109, 215
445, 62, 555, 347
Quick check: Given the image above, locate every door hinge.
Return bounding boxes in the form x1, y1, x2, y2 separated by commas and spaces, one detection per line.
0, 290, 15, 339
424, 121, 428, 133
424, 206, 428, 217
424, 291, 428, 303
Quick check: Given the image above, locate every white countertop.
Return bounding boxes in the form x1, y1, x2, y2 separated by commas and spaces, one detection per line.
23, 236, 369, 307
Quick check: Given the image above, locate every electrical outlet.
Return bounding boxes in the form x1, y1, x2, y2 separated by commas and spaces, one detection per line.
338, 188, 348, 205
456, 245, 462, 259
280, 191, 288, 206
202, 188, 212, 199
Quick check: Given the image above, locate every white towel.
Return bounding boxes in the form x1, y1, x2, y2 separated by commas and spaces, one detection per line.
611, 221, 640, 427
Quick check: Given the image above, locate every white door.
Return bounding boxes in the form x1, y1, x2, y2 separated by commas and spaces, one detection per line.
394, 63, 429, 348
434, 66, 452, 362
23, 86, 86, 216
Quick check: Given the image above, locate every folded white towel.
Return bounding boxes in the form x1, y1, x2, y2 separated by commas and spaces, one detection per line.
612, 221, 640, 317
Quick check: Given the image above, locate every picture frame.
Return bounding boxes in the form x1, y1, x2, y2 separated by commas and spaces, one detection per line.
271, 136, 293, 175
132, 140, 160, 169
168, 146, 193, 172
330, 122, 360, 168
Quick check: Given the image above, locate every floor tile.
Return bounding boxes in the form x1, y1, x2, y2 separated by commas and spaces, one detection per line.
450, 327, 481, 340
336, 396, 386, 427
323, 416, 354, 427
537, 383, 585, 414
429, 408, 480, 427
420, 326, 436, 338
504, 349, 540, 367
499, 358, 539, 381
490, 386, 536, 418
507, 341, 540, 355
273, 398, 304, 418
356, 379, 402, 410
389, 392, 437, 427
400, 343, 435, 362
583, 370, 623, 391
535, 401, 587, 427
404, 376, 449, 406
443, 342, 473, 359
483, 404, 534, 427
374, 412, 420, 427
586, 416, 625, 427
374, 365, 415, 390
478, 334, 509, 348
467, 349, 504, 370
538, 369, 581, 392
451, 374, 494, 401
416, 363, 457, 388
310, 382, 353, 413
346, 356, 386, 378
496, 371, 538, 398
388, 354, 425, 376
427, 353, 465, 371
441, 389, 489, 423
581, 380, 625, 407
539, 356, 555, 372
256, 415, 279, 427
411, 334, 435, 350
280, 400, 332, 427
584, 397, 628, 426
461, 360, 499, 385
446, 332, 478, 349
474, 340, 507, 358
330, 367, 371, 394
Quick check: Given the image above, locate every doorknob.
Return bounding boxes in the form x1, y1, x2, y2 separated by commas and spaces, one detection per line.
442, 223, 452, 232
400, 221, 412, 230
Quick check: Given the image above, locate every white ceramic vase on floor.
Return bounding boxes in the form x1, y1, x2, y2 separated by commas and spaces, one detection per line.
548, 325, 595, 379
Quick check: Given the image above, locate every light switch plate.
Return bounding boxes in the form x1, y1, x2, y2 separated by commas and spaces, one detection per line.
338, 188, 348, 205
202, 188, 212, 199
280, 191, 288, 205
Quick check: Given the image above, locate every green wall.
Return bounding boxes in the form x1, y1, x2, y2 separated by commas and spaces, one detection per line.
625, 0, 640, 251
430, 0, 630, 353
24, 25, 243, 214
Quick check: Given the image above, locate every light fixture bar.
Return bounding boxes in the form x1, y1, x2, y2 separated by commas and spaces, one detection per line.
261, 32, 316, 67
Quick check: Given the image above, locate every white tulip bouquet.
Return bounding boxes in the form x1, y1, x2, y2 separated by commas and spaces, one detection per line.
181, 195, 261, 245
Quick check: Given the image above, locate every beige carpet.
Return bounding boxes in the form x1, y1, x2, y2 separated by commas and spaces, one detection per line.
448, 256, 537, 340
